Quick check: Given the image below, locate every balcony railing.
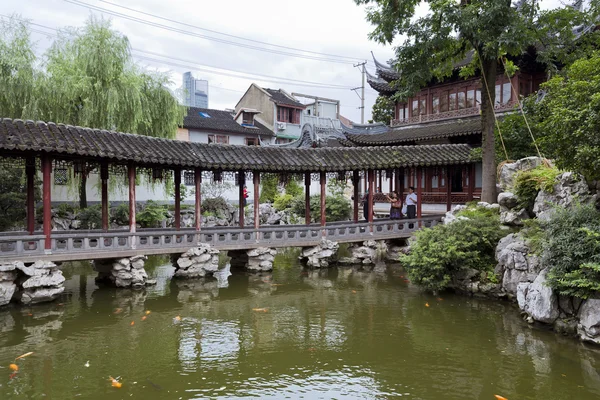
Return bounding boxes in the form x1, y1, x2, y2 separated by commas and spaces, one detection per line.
390, 101, 518, 127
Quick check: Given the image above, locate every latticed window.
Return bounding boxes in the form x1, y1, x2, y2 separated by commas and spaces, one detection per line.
183, 171, 195, 186
54, 168, 68, 185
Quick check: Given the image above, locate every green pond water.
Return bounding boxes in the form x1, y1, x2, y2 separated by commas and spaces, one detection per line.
1, 252, 600, 400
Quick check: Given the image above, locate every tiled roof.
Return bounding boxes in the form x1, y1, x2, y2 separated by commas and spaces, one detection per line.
182, 107, 274, 137
263, 89, 305, 108
0, 119, 475, 171
343, 117, 481, 146
342, 121, 390, 135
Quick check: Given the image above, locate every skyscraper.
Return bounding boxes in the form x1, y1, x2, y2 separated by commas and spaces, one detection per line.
182, 72, 209, 108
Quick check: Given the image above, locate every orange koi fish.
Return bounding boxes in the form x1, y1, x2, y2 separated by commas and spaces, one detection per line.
109, 376, 122, 388
141, 316, 147, 321
145, 310, 151, 315
425, 303, 430, 307
15, 352, 34, 361
252, 308, 268, 312
494, 395, 508, 400
130, 321, 135, 326
9, 364, 18, 372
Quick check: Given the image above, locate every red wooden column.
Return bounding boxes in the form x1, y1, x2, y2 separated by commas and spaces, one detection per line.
368, 170, 374, 229
378, 170, 383, 192
174, 168, 181, 230
238, 171, 245, 228
101, 162, 109, 231
416, 167, 423, 219
353, 170, 359, 223
26, 157, 36, 234
42, 155, 52, 250
128, 163, 136, 234
305, 172, 311, 225
253, 172, 260, 230
194, 168, 202, 231
468, 164, 475, 202
363, 170, 367, 193
446, 166, 453, 212
320, 172, 326, 228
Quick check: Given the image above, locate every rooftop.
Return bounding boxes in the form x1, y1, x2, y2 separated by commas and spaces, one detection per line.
182, 107, 274, 137
263, 88, 305, 108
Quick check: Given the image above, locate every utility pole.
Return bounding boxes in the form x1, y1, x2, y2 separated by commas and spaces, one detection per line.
352, 61, 367, 124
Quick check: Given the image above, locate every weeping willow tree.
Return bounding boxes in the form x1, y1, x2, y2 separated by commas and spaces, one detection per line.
0, 15, 186, 208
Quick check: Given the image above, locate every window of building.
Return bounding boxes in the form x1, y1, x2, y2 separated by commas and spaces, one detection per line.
397, 103, 408, 120
54, 168, 68, 185
476, 90, 482, 106
245, 137, 258, 146
495, 84, 501, 105
277, 107, 300, 124
419, 97, 427, 115
184, 171, 195, 186
449, 92, 457, 111
432, 96, 440, 114
199, 112, 211, 118
208, 135, 229, 144
502, 82, 512, 104
467, 90, 475, 108
242, 112, 254, 125
411, 99, 419, 117
457, 92, 466, 109
440, 91, 449, 112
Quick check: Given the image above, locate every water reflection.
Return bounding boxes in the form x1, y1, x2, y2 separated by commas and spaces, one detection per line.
0, 256, 600, 399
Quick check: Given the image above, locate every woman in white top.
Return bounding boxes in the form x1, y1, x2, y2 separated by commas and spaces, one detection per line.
405, 187, 417, 219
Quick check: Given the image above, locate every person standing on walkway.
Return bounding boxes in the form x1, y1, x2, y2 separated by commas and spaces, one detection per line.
385, 192, 402, 220
405, 187, 417, 219
362, 190, 370, 221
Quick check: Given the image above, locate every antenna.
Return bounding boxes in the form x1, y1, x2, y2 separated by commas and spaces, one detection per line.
352, 61, 367, 124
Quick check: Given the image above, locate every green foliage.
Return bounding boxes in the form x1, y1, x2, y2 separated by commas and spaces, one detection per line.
273, 193, 294, 211
259, 174, 279, 203
0, 165, 40, 231
514, 165, 560, 211
78, 205, 102, 229
400, 207, 507, 293
542, 204, 600, 299
56, 203, 77, 218
284, 179, 303, 198
370, 95, 394, 124
136, 200, 167, 229
201, 197, 229, 218
166, 182, 190, 204
113, 203, 129, 226
456, 204, 500, 219
327, 178, 347, 197
290, 194, 351, 222
521, 219, 544, 256
496, 96, 542, 161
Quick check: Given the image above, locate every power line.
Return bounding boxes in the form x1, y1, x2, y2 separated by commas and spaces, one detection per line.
62, 0, 362, 65
97, 0, 366, 63
2, 15, 355, 90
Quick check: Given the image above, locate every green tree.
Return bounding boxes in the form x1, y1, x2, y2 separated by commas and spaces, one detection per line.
0, 16, 185, 208
370, 95, 394, 124
354, 0, 595, 203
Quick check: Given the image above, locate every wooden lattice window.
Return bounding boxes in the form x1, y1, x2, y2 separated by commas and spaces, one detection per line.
54, 168, 68, 185
183, 171, 195, 186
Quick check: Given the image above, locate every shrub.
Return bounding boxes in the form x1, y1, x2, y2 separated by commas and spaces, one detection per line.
113, 203, 129, 226
0, 165, 41, 230
273, 193, 294, 211
56, 203, 77, 218
514, 165, 560, 211
284, 179, 303, 198
542, 204, 600, 299
79, 205, 102, 229
290, 194, 351, 222
136, 201, 167, 228
260, 174, 279, 203
201, 197, 229, 218
400, 208, 507, 293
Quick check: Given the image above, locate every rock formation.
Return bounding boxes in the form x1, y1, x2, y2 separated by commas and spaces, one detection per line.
93, 256, 155, 288
339, 240, 382, 265
299, 239, 339, 268
173, 244, 220, 278
229, 247, 277, 272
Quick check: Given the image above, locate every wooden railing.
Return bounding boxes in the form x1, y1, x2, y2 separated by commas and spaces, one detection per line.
0, 217, 442, 262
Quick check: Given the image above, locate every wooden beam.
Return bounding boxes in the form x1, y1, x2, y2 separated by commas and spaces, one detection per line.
305, 172, 311, 225
320, 171, 326, 228
416, 167, 423, 219
101, 162, 109, 232
26, 157, 35, 235
42, 155, 52, 250
238, 171, 245, 228
128, 163, 136, 234
195, 168, 202, 231
353, 170, 359, 223
174, 168, 181, 230
368, 170, 374, 228
446, 166, 452, 212
254, 172, 260, 230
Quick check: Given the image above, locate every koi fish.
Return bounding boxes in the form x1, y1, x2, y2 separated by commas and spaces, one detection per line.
109, 376, 122, 388
252, 308, 268, 312
145, 310, 151, 315
9, 364, 18, 372
147, 378, 162, 390
130, 321, 135, 326
352, 290, 357, 294
173, 316, 182, 323
437, 298, 444, 301
9, 372, 17, 380
15, 352, 34, 361
494, 395, 508, 400
141, 316, 147, 321
113, 308, 123, 314
425, 303, 430, 307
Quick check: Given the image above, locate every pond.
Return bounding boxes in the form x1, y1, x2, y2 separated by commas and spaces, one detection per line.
1, 251, 600, 399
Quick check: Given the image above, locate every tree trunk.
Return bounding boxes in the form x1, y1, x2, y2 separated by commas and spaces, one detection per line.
479, 58, 497, 204
79, 173, 88, 209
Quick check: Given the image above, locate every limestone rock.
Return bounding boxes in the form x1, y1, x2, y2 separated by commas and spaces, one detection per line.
93, 256, 150, 288
174, 244, 220, 278
0, 281, 16, 306
498, 192, 519, 211
578, 299, 600, 344
339, 241, 380, 266
21, 272, 65, 289
495, 234, 541, 296
498, 157, 547, 191
20, 286, 64, 304
500, 208, 529, 226
533, 172, 594, 221
0, 261, 21, 272
300, 240, 339, 268
522, 269, 559, 324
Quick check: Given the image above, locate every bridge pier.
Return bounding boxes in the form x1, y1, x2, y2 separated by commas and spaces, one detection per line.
228, 247, 277, 272
339, 240, 388, 266
172, 244, 220, 278
93, 256, 155, 288
299, 239, 339, 268
0, 260, 65, 306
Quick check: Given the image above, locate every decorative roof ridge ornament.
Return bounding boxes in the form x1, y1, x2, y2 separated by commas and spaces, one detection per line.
260, 123, 347, 148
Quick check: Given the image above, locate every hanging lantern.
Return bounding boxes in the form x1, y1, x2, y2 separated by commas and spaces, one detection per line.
73, 160, 85, 175
337, 171, 346, 182
152, 167, 163, 181
386, 169, 393, 180
213, 170, 222, 183
236, 171, 245, 186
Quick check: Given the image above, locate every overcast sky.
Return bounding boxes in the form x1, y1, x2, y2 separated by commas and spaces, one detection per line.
4, 0, 568, 123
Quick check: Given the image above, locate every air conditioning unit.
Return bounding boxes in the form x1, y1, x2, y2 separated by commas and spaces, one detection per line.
277, 122, 287, 130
